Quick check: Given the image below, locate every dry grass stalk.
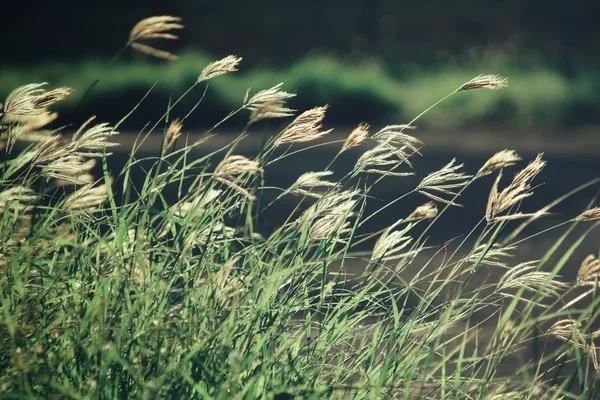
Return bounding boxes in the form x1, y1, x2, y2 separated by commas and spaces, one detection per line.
215, 155, 262, 200
71, 116, 120, 156
3, 83, 72, 117
476, 149, 522, 178
245, 83, 296, 110
486, 154, 546, 223
341, 123, 370, 153
43, 156, 96, 185
456, 74, 508, 92
573, 207, 600, 221
291, 171, 336, 199
128, 16, 183, 60
163, 119, 183, 155
372, 222, 415, 261
354, 142, 416, 177
274, 106, 332, 146
249, 100, 295, 124
407, 201, 438, 221
197, 55, 242, 83
63, 182, 109, 213
576, 255, 600, 287
417, 158, 472, 206
462, 243, 517, 268
298, 189, 359, 243
498, 260, 568, 298
0, 187, 39, 213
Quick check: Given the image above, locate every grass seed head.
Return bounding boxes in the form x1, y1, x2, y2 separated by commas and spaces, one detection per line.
408, 201, 438, 221
573, 207, 600, 222
3, 83, 72, 117
417, 158, 472, 206
164, 118, 183, 154
197, 55, 242, 83
291, 171, 336, 199
274, 106, 332, 146
128, 16, 183, 60
576, 255, 600, 287
341, 123, 370, 152
498, 260, 568, 298
476, 149, 522, 178
456, 74, 508, 92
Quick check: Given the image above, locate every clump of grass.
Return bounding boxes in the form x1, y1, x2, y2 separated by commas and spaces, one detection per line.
1, 16, 600, 400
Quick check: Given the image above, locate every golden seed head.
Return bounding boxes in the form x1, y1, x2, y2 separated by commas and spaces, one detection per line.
198, 55, 242, 83
456, 74, 508, 92
341, 122, 370, 152
128, 16, 183, 60
476, 149, 522, 178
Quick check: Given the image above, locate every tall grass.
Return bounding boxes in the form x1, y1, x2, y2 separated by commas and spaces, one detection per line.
1, 16, 599, 399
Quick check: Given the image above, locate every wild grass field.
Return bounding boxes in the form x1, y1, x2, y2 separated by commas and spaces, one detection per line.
1, 15, 599, 399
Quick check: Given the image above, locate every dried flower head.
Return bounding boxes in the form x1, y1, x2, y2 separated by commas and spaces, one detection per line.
547, 319, 582, 342
486, 154, 546, 223
163, 118, 183, 154
0, 187, 39, 214
128, 16, 183, 60
462, 243, 517, 268
298, 189, 359, 243
371, 125, 421, 155
245, 83, 296, 110
456, 74, 508, 92
498, 260, 568, 298
476, 149, 522, 178
573, 207, 600, 222
372, 222, 415, 261
291, 171, 336, 199
3, 83, 72, 117
576, 255, 600, 287
249, 100, 295, 124
71, 116, 120, 156
63, 182, 110, 213
341, 123, 370, 152
215, 155, 262, 200
353, 141, 416, 177
407, 201, 438, 221
416, 158, 472, 206
274, 106, 332, 146
197, 55, 242, 83
43, 156, 97, 185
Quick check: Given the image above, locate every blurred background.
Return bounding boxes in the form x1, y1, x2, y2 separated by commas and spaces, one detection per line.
2, 0, 600, 138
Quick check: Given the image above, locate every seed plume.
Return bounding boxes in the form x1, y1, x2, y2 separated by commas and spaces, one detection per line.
486, 154, 546, 223
498, 260, 568, 298
576, 255, 600, 287
407, 201, 438, 221
291, 171, 336, 199
3, 83, 71, 117
128, 16, 183, 60
197, 55, 242, 83
573, 207, 600, 222
341, 123, 370, 153
215, 155, 262, 200
274, 106, 332, 146
417, 158, 472, 206
163, 118, 183, 155
476, 149, 522, 178
372, 222, 415, 261
456, 74, 508, 92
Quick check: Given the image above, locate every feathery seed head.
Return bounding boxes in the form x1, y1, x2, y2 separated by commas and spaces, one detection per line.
341, 123, 370, 152
164, 118, 183, 154
215, 155, 262, 200
71, 116, 119, 156
498, 260, 568, 298
462, 243, 517, 268
476, 149, 522, 178
298, 189, 360, 243
456, 74, 508, 92
0, 187, 39, 213
63, 182, 110, 213
417, 158, 472, 206
547, 319, 581, 342
197, 55, 242, 83
42, 156, 97, 185
128, 16, 183, 60
407, 201, 438, 221
353, 141, 416, 177
573, 207, 600, 222
274, 106, 332, 146
245, 83, 296, 110
172, 189, 222, 221
249, 100, 295, 124
372, 222, 415, 261
3, 83, 71, 117
486, 154, 546, 223
576, 255, 600, 287
291, 171, 336, 199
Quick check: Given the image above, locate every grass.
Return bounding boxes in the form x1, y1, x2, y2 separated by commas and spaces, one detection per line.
1, 16, 600, 399
2, 50, 599, 131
